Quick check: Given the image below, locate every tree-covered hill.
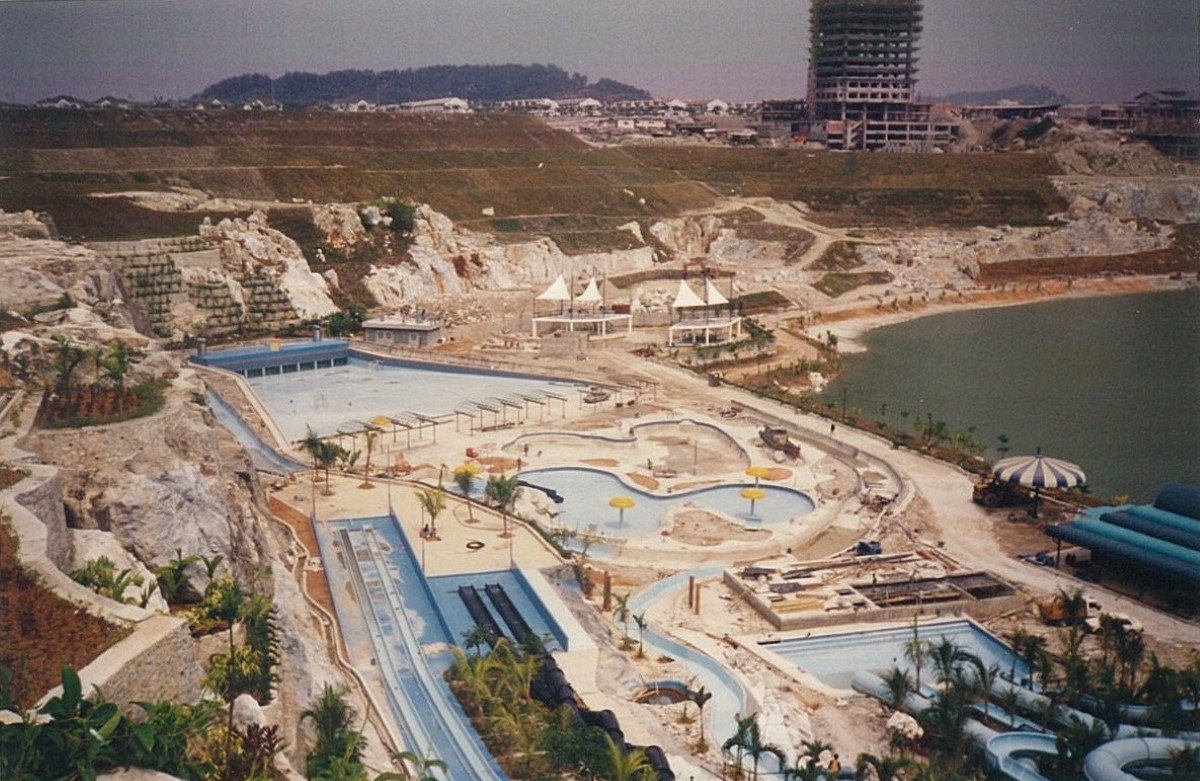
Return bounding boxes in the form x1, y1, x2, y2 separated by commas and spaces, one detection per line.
196, 64, 651, 106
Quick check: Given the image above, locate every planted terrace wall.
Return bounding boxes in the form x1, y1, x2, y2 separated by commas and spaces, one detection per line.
1, 392, 203, 708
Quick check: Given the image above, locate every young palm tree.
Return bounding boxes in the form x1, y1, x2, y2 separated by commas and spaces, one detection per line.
881, 667, 913, 711
743, 719, 786, 781
687, 686, 713, 747
392, 748, 448, 781
603, 732, 655, 781
314, 440, 345, 494
632, 611, 647, 658
417, 488, 446, 539
854, 751, 920, 781
100, 341, 132, 413
50, 334, 85, 393
612, 592, 632, 648
723, 713, 756, 778
302, 426, 323, 480
301, 683, 365, 778
453, 467, 477, 522
360, 428, 380, 487
484, 472, 520, 538
902, 617, 927, 692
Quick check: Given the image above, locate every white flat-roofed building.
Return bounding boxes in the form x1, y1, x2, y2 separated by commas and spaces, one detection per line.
362, 316, 443, 347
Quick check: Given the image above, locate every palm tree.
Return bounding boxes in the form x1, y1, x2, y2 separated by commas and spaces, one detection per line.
854, 752, 920, 781
612, 592, 632, 649
314, 440, 345, 494
484, 473, 520, 538
603, 733, 655, 781
744, 720, 786, 781
965, 655, 1000, 721
100, 341, 131, 413
687, 686, 713, 747
360, 428, 380, 487
454, 467, 477, 522
881, 667, 912, 711
50, 334, 85, 393
302, 426, 323, 479
417, 488, 446, 539
786, 740, 832, 781
902, 617, 927, 692
928, 638, 972, 689
1051, 715, 1108, 780
393, 748, 448, 781
301, 683, 365, 778
632, 611, 647, 658
723, 713, 757, 778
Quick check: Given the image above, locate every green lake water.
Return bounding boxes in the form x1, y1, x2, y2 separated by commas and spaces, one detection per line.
821, 288, 1200, 503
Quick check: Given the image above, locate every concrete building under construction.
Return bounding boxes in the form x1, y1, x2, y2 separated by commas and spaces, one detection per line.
807, 0, 955, 150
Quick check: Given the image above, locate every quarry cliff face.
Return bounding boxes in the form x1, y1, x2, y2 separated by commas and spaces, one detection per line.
22, 370, 270, 586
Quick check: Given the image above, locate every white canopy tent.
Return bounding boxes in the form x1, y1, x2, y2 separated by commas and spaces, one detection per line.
531, 273, 631, 339
668, 276, 742, 346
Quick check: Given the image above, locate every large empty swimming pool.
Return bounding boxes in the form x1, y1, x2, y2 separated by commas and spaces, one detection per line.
247, 356, 582, 440
765, 619, 1028, 690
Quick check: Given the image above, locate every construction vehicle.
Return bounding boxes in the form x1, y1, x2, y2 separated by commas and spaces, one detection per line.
759, 426, 801, 459
971, 477, 1029, 508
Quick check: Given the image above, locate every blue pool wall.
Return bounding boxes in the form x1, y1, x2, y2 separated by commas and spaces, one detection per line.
381, 510, 459, 644
194, 337, 584, 386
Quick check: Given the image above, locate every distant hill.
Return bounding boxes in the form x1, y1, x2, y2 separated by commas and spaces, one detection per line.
933, 84, 1071, 106
196, 64, 651, 106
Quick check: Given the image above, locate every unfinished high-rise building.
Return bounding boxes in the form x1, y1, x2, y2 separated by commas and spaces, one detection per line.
807, 0, 955, 150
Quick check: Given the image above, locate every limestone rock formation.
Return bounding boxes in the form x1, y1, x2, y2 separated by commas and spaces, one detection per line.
199, 211, 338, 320
23, 369, 268, 589
311, 203, 367, 249
364, 205, 657, 311
0, 211, 131, 321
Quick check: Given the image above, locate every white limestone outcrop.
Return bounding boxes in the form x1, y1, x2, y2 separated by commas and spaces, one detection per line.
200, 211, 338, 320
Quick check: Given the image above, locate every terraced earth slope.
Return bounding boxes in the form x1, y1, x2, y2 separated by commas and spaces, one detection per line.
1, 108, 1068, 252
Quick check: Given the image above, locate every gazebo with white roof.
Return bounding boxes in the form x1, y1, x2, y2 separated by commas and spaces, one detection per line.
531, 274, 632, 338
667, 277, 742, 346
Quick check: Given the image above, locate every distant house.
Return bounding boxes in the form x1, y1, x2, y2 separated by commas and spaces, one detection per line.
37, 95, 83, 109
494, 98, 559, 116
705, 99, 730, 116
362, 316, 443, 348
400, 97, 471, 113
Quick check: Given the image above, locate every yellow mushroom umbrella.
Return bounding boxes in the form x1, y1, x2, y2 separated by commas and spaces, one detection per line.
740, 486, 766, 518
745, 465, 771, 487
609, 495, 636, 526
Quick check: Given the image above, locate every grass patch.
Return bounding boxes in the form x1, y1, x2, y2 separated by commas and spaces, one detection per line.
811, 241, 862, 271
813, 271, 894, 298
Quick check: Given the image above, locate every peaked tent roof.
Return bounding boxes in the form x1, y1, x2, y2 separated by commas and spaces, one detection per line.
673, 280, 706, 309
536, 274, 571, 301
576, 277, 603, 303
705, 279, 729, 306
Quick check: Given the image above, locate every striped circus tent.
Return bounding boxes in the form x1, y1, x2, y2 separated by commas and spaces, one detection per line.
993, 447, 1086, 517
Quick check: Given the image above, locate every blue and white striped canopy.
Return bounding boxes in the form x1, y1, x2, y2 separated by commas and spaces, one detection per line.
993, 449, 1086, 489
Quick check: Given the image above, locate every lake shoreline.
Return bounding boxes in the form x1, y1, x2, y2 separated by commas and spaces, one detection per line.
807, 274, 1198, 354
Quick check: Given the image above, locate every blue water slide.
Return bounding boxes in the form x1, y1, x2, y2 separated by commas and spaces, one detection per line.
207, 391, 306, 475
1126, 504, 1200, 536
1152, 482, 1200, 521
1098, 510, 1200, 551
1046, 520, 1200, 586
984, 732, 1059, 781
1084, 737, 1200, 781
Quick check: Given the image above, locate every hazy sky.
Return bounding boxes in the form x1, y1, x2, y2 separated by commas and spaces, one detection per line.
1, 0, 1196, 104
